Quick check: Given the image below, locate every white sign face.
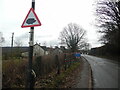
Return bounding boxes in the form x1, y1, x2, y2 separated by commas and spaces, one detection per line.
21, 8, 41, 28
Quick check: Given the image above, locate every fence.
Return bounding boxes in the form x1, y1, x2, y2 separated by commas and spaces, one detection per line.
33, 54, 64, 77
2, 53, 80, 88
33, 53, 80, 77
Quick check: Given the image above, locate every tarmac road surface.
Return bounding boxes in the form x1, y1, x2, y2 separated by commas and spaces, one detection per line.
83, 55, 119, 88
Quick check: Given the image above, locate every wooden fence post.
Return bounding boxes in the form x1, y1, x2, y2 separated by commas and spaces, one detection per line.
64, 54, 67, 70
33, 56, 42, 76
55, 55, 60, 74
38, 56, 42, 76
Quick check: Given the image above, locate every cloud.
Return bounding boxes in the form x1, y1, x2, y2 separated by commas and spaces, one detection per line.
1, 0, 101, 48
16, 32, 29, 39
14, 32, 29, 46
36, 35, 53, 38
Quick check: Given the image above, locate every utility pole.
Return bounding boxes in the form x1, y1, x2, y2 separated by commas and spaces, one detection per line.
11, 32, 14, 57
27, 0, 35, 88
11, 32, 14, 47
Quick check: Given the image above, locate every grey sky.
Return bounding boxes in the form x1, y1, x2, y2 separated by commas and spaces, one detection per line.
0, 0, 102, 47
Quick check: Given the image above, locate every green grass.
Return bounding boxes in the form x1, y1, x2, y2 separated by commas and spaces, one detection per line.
46, 62, 80, 88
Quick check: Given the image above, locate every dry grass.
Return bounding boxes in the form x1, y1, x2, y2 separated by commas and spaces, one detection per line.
33, 54, 65, 77
2, 53, 65, 88
2, 59, 27, 88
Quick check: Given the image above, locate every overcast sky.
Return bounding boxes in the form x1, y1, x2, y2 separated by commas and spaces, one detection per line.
0, 0, 102, 48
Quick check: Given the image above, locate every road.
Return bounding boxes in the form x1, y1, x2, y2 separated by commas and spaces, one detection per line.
82, 55, 119, 88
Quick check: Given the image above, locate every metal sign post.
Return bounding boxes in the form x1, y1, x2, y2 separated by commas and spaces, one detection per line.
21, 0, 41, 88
27, 0, 35, 88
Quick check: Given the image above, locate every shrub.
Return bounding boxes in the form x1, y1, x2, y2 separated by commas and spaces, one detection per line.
2, 59, 27, 88
2, 53, 73, 88
33, 54, 64, 77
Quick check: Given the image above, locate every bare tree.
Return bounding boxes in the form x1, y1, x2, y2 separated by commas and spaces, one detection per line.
11, 38, 23, 58
43, 41, 47, 46
0, 32, 5, 46
96, 0, 120, 55
14, 38, 23, 47
80, 42, 90, 50
59, 23, 86, 52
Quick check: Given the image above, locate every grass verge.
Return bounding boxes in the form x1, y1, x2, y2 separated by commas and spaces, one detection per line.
45, 62, 80, 88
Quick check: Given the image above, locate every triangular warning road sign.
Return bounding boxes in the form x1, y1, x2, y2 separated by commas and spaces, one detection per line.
21, 8, 41, 28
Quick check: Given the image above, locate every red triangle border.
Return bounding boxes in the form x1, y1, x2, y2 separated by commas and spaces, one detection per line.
21, 8, 41, 28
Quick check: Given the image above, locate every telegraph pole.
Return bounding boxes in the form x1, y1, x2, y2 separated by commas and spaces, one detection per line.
11, 32, 14, 47
11, 32, 14, 57
27, 0, 35, 88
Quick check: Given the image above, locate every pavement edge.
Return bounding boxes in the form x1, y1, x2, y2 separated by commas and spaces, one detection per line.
82, 56, 93, 90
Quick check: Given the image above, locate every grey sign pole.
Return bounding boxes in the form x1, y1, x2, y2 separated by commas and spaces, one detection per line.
27, 0, 35, 88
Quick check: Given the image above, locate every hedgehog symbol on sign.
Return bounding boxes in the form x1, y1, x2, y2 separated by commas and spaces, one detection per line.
21, 8, 41, 28
26, 18, 36, 24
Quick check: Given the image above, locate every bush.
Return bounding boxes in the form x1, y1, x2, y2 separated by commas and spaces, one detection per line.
2, 59, 27, 88
2, 53, 74, 88
33, 54, 65, 77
